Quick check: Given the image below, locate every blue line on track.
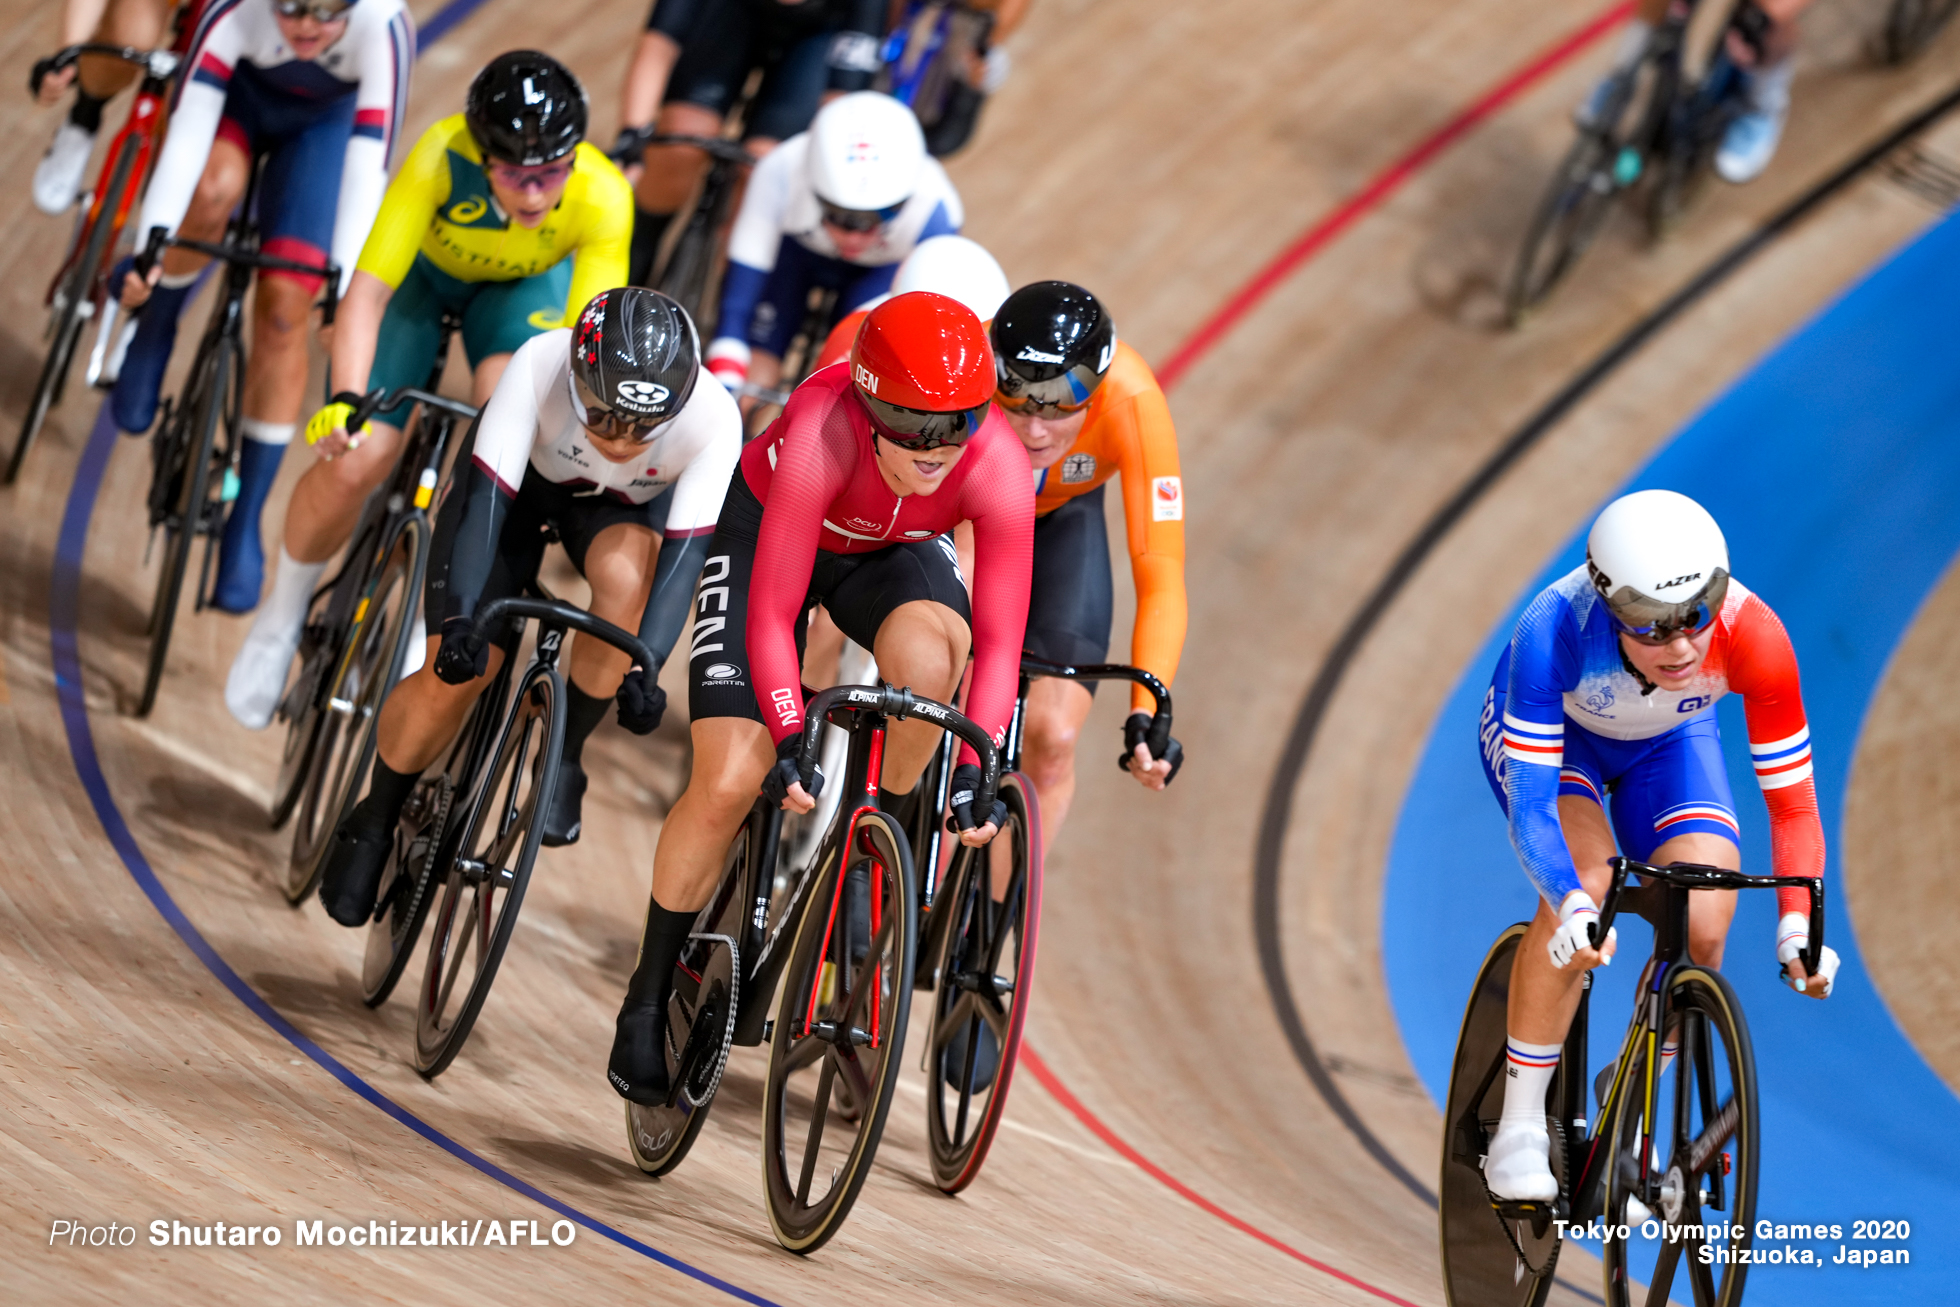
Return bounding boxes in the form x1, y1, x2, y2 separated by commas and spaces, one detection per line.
42, 2, 782, 1292
50, 405, 786, 1305
1384, 211, 1960, 1300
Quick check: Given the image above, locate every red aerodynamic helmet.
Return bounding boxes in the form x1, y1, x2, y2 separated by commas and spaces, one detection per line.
849, 291, 995, 449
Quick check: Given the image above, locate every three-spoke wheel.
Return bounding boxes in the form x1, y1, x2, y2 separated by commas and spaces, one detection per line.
923, 771, 1041, 1193
1601, 965, 1759, 1307
412, 666, 562, 1076
279, 522, 424, 901
763, 808, 916, 1254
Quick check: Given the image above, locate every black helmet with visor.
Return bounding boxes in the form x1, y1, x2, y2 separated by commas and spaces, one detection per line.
989, 281, 1116, 416
465, 50, 588, 166
569, 288, 699, 443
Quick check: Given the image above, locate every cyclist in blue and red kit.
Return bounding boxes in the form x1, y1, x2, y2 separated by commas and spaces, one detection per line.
1476, 489, 1840, 1202
113, 0, 412, 613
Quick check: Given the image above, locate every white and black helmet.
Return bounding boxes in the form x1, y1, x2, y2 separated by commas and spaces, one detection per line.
569, 288, 699, 439
1586, 489, 1731, 639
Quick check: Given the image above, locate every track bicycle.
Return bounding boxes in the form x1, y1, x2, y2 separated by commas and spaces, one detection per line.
611, 125, 756, 336
374, 594, 660, 1076
738, 284, 840, 436
1506, 0, 1764, 323
272, 359, 480, 917
131, 185, 341, 717
1439, 856, 1826, 1306
622, 682, 1002, 1253
902, 654, 1172, 1192
7, 42, 180, 485
1880, 0, 1960, 63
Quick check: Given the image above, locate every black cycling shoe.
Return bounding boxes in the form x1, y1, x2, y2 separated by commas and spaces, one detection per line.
318, 798, 394, 927
941, 1020, 1001, 1091
541, 760, 587, 847
608, 1002, 671, 1105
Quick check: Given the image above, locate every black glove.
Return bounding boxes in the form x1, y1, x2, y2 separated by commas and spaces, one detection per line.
1730, 0, 1772, 62
1120, 711, 1184, 785
434, 617, 489, 686
615, 667, 666, 735
760, 732, 824, 807
944, 762, 1007, 835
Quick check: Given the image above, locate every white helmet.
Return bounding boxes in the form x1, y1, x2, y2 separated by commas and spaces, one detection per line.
893, 236, 1010, 320
1585, 489, 1730, 638
806, 91, 927, 214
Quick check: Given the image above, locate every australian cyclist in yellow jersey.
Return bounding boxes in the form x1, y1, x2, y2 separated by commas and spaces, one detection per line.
225, 53, 633, 731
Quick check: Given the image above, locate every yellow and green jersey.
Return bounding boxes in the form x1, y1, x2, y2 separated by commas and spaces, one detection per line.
356, 113, 631, 326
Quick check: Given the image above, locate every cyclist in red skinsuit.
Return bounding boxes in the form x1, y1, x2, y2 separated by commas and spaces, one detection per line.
608, 291, 1034, 1105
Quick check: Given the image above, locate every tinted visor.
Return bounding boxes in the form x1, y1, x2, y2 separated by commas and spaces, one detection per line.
858, 390, 990, 450
994, 355, 1106, 414
275, 0, 355, 17
1598, 568, 1730, 643
820, 198, 905, 233
568, 371, 671, 443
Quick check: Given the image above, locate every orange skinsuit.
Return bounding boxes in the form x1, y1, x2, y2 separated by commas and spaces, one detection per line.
817, 322, 1186, 714
1030, 340, 1186, 714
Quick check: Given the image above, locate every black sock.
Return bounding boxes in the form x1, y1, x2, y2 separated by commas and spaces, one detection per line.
628, 207, 674, 287
358, 757, 421, 833
562, 682, 611, 769
621, 899, 698, 1016
69, 91, 107, 134
883, 782, 921, 834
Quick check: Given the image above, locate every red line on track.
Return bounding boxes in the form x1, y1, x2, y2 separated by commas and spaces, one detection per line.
1021, 1048, 1423, 1306
1026, 4, 1634, 1300
1154, 0, 1636, 391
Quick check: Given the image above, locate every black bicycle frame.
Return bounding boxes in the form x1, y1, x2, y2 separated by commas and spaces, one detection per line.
1552, 855, 1823, 1221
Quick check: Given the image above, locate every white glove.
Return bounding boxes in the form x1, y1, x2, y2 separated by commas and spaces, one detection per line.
1548, 890, 1614, 969
705, 337, 750, 393
1777, 911, 1840, 997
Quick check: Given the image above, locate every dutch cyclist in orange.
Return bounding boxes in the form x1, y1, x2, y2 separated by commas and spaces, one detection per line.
224, 51, 633, 729
982, 281, 1186, 853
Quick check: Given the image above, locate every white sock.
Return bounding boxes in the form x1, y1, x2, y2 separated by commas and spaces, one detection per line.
1500, 1039, 1563, 1128
240, 417, 296, 446
1613, 19, 1654, 69
159, 268, 200, 291
249, 546, 327, 641
1750, 57, 1795, 113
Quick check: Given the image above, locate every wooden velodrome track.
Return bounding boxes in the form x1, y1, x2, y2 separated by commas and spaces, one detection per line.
3, 0, 1957, 1300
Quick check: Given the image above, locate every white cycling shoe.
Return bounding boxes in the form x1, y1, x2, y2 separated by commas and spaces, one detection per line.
34, 122, 95, 215
226, 613, 303, 730
1484, 1121, 1560, 1202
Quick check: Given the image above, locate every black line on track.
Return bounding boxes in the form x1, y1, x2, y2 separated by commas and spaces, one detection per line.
1251, 79, 1960, 1217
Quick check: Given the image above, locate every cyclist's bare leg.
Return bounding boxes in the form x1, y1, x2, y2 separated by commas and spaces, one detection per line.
281, 351, 512, 564
1507, 795, 1620, 1045
242, 274, 316, 426
372, 638, 510, 774
633, 101, 723, 213
1020, 675, 1091, 857
151, 136, 249, 284
568, 523, 658, 697
871, 598, 971, 792
802, 605, 848, 689
72, 0, 165, 102
1652, 830, 1739, 967
650, 716, 778, 911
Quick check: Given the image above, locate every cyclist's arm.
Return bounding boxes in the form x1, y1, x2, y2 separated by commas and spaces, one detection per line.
133, 10, 245, 244
823, 0, 887, 94
329, 7, 415, 295
746, 388, 854, 743
1107, 363, 1187, 715
1502, 589, 1586, 906
438, 335, 550, 623
561, 145, 634, 321
637, 373, 743, 667
960, 420, 1036, 761
1726, 592, 1825, 918
713, 143, 798, 359
338, 124, 453, 395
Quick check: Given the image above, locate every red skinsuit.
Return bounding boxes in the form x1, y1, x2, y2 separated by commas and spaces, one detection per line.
740, 363, 1035, 759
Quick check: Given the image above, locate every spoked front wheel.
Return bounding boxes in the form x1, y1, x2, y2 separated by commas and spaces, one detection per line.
763, 808, 916, 1254
283, 521, 424, 901
138, 336, 235, 717
924, 771, 1042, 1193
1601, 964, 1759, 1307
1439, 924, 1566, 1307
412, 665, 563, 1077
